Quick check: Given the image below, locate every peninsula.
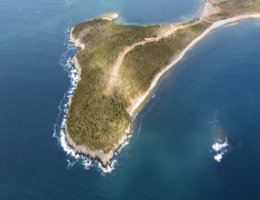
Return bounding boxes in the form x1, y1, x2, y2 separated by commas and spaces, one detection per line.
66, 1, 260, 167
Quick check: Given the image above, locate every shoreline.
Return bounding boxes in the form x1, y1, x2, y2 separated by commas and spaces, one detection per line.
69, 27, 85, 50
67, 13, 133, 168
65, 123, 130, 168
65, 10, 260, 168
129, 14, 260, 116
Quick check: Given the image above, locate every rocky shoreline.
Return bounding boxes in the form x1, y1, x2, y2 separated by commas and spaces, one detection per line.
65, 124, 131, 167
64, 7, 260, 168
66, 18, 133, 168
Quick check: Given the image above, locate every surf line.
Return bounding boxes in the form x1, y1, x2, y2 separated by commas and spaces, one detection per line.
55, 51, 119, 173
130, 14, 260, 116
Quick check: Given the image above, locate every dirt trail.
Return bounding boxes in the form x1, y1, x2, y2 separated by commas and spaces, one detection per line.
102, 1, 216, 96
102, 25, 182, 95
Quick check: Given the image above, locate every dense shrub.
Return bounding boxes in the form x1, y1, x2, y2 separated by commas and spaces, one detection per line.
67, 19, 209, 151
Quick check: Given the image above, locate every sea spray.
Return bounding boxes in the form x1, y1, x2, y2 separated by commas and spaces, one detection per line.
209, 112, 229, 162
53, 27, 134, 173
53, 35, 95, 170
53, 27, 99, 171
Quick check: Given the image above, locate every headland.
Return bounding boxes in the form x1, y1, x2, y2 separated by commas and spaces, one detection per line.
66, 0, 260, 167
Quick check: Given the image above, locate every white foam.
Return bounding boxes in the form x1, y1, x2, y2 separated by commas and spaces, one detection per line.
211, 137, 228, 162
52, 26, 93, 170
82, 159, 93, 170
53, 26, 125, 173
116, 141, 129, 154
214, 153, 224, 162
98, 160, 117, 174
212, 142, 228, 152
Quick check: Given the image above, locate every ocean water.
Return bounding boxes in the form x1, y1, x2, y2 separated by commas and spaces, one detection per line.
1, 0, 260, 199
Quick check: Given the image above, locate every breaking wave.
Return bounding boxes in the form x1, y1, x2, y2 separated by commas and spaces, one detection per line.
208, 111, 243, 163
212, 138, 228, 162
209, 111, 229, 162
212, 140, 228, 152
53, 25, 126, 174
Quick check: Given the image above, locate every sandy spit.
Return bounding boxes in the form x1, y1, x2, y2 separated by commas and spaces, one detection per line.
129, 14, 260, 116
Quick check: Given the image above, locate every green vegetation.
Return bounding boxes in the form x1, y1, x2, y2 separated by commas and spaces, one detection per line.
209, 0, 260, 22
215, 0, 260, 19
220, 0, 260, 8
65, 0, 260, 158
120, 22, 210, 97
216, 11, 233, 18
68, 19, 169, 151
67, 18, 210, 152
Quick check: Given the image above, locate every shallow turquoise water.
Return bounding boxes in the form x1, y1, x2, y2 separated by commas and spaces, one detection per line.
1, 0, 260, 199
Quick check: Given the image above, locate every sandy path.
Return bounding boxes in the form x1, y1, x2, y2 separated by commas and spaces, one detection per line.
102, 2, 216, 96
102, 22, 207, 95
102, 25, 179, 95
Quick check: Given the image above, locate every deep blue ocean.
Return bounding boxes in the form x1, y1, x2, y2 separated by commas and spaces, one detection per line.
1, 0, 260, 199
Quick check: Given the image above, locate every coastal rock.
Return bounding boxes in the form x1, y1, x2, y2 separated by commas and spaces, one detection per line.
66, 26, 131, 168
67, 56, 81, 107
65, 125, 131, 167
71, 56, 81, 83
69, 27, 85, 49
